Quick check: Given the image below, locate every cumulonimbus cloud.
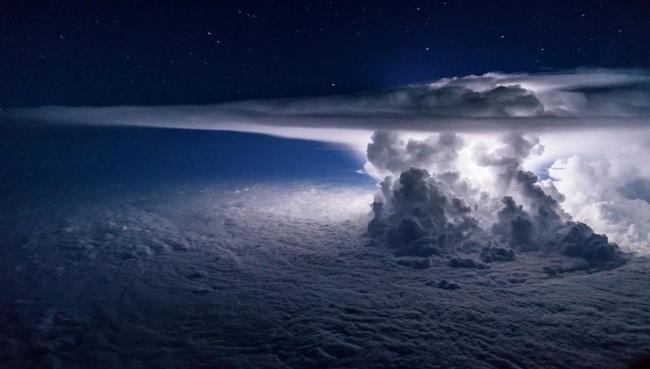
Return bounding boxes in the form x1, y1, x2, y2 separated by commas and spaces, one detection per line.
365, 131, 625, 268
3, 68, 650, 255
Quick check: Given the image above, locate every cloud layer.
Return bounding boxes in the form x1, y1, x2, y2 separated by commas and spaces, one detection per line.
3, 180, 650, 369
3, 69, 650, 142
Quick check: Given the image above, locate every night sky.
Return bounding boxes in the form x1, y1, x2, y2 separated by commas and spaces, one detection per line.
2, 0, 649, 107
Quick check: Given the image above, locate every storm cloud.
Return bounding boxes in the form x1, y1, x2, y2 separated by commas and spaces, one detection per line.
365, 131, 625, 268
4, 68, 650, 256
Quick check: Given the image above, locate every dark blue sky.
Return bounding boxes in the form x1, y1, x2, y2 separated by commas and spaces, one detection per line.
0, 126, 370, 204
2, 0, 649, 107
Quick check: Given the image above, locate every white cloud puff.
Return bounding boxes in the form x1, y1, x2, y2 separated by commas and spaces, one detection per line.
549, 155, 650, 253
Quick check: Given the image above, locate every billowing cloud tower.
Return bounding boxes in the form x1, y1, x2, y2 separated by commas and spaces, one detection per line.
365, 131, 624, 271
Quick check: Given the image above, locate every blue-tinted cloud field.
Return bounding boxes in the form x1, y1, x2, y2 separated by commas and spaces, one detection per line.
2, 70, 650, 368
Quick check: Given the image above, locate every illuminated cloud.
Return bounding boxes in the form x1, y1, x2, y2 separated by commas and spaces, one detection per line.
365, 131, 624, 265
3, 68, 649, 254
